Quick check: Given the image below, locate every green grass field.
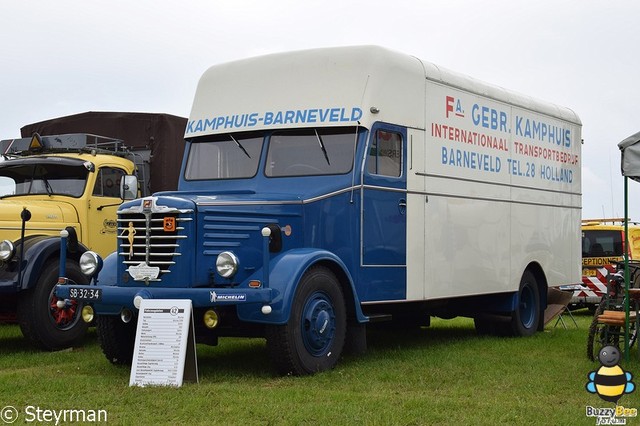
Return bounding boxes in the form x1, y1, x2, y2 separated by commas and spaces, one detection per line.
0, 310, 637, 425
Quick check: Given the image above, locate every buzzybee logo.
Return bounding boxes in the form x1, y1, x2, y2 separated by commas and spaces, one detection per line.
585, 346, 637, 425
586, 346, 635, 403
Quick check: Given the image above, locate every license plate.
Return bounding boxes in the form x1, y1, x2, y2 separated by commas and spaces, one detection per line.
68, 287, 102, 301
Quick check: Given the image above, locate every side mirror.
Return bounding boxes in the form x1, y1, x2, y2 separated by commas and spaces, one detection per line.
120, 175, 138, 200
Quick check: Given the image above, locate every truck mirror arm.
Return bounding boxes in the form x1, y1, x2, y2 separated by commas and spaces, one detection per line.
97, 203, 122, 211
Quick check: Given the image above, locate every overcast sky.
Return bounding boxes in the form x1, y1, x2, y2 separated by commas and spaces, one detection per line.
1, 0, 638, 220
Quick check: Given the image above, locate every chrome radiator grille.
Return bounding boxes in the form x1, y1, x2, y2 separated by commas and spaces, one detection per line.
117, 204, 193, 278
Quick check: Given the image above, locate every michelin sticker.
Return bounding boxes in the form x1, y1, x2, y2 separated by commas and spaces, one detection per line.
210, 291, 247, 303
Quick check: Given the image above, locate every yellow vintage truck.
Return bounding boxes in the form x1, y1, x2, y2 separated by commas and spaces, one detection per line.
0, 112, 186, 350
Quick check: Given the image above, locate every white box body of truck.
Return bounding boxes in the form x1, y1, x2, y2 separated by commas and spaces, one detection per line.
186, 45, 582, 306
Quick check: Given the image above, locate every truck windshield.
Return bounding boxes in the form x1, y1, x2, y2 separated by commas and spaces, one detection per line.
185, 134, 263, 180
582, 230, 623, 257
265, 128, 356, 177
185, 127, 357, 180
0, 162, 89, 198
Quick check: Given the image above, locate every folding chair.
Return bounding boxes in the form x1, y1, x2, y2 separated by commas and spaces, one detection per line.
544, 287, 578, 329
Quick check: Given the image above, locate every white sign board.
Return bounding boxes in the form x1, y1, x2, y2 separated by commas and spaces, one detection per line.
129, 299, 198, 387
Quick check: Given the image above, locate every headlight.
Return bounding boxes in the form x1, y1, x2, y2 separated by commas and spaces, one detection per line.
79, 251, 103, 277
0, 240, 15, 261
216, 251, 239, 278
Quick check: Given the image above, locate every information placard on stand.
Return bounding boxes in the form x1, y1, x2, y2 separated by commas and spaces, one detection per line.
129, 299, 198, 387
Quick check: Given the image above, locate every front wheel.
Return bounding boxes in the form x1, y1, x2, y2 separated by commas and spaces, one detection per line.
17, 260, 89, 350
266, 266, 346, 375
96, 315, 137, 365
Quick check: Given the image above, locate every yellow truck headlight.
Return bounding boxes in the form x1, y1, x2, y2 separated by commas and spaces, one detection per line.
0, 240, 15, 261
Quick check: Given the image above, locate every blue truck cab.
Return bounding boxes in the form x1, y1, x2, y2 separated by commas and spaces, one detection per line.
56, 46, 582, 375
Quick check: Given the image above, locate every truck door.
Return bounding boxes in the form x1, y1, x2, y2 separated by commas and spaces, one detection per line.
360, 124, 407, 301
87, 166, 126, 257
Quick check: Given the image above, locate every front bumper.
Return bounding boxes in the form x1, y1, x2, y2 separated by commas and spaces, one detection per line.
55, 284, 275, 315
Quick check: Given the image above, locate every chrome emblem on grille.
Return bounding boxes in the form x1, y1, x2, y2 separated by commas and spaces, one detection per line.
122, 221, 136, 259
163, 217, 176, 232
128, 262, 160, 282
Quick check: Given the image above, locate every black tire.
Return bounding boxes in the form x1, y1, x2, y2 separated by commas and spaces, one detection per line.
586, 302, 607, 361
628, 318, 638, 350
96, 315, 137, 365
474, 316, 512, 336
474, 318, 494, 335
508, 271, 541, 337
16, 260, 89, 350
265, 266, 346, 376
587, 310, 638, 362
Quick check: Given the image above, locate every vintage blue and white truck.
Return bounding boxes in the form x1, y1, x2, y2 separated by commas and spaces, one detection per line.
56, 46, 582, 375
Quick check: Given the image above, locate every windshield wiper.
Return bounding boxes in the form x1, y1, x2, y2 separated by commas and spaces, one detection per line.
229, 135, 251, 158
314, 129, 330, 165
43, 177, 53, 197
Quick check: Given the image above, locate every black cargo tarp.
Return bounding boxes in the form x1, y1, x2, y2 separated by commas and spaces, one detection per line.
20, 111, 187, 194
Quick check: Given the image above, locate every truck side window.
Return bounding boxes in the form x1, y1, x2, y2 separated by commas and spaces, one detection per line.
0, 176, 15, 197
367, 130, 402, 177
93, 167, 125, 198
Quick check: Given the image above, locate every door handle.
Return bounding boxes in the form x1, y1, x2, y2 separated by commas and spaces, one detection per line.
398, 199, 407, 215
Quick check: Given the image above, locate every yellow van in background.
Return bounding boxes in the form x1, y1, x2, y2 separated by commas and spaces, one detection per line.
572, 218, 640, 309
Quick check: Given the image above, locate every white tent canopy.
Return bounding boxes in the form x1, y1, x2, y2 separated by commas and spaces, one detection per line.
619, 130, 640, 180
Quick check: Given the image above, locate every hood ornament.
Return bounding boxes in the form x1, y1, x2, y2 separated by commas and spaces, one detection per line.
122, 221, 136, 259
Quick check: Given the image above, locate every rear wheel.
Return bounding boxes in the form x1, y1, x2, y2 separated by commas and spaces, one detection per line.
509, 271, 540, 337
474, 317, 506, 336
17, 260, 89, 350
266, 266, 346, 375
474, 318, 493, 335
475, 272, 541, 337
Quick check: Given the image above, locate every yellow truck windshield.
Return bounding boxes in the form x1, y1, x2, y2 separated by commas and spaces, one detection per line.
0, 157, 90, 198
